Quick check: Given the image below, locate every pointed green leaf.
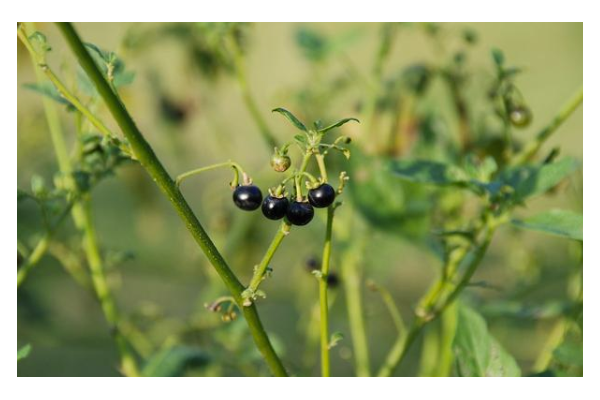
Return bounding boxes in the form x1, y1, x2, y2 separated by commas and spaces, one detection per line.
318, 117, 360, 134
390, 160, 470, 186
18, 344, 32, 362
453, 305, 521, 377
22, 82, 72, 107
495, 157, 579, 202
84, 42, 135, 89
272, 108, 307, 132
512, 209, 582, 241
328, 332, 344, 349
491, 48, 504, 67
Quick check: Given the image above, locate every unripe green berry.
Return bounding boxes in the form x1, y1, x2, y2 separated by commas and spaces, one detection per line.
509, 105, 532, 128
270, 154, 291, 172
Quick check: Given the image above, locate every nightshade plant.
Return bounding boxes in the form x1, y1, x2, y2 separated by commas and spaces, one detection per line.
17, 22, 582, 377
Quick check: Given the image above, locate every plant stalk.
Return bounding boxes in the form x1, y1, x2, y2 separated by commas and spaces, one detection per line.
319, 205, 335, 377
247, 221, 291, 294
377, 216, 497, 376
341, 234, 371, 377
512, 87, 583, 165
57, 22, 287, 377
20, 29, 140, 375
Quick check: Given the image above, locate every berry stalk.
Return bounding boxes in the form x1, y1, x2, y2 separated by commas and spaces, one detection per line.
319, 205, 335, 377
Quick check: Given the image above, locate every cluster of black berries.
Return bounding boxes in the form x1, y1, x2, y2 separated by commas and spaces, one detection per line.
232, 183, 336, 226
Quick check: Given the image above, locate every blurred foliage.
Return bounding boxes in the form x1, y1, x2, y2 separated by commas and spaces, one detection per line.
17, 22, 582, 377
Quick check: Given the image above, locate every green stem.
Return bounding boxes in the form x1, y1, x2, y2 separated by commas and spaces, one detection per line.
246, 221, 291, 295
57, 22, 287, 377
377, 217, 497, 377
80, 200, 140, 377
512, 87, 583, 165
295, 152, 314, 201
228, 35, 277, 150
319, 206, 335, 377
315, 154, 328, 182
446, 75, 471, 152
341, 234, 371, 377
20, 27, 140, 375
175, 161, 244, 188
17, 26, 130, 156
369, 281, 406, 334
17, 234, 51, 288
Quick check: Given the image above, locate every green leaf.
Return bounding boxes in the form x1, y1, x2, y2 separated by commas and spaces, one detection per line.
553, 342, 583, 368
142, 345, 210, 377
22, 82, 72, 107
390, 160, 471, 186
318, 117, 360, 134
512, 209, 582, 241
18, 344, 32, 362
85, 42, 113, 64
294, 134, 308, 146
494, 157, 579, 202
328, 332, 344, 349
84, 42, 135, 89
453, 305, 521, 377
491, 48, 504, 67
296, 27, 327, 61
349, 149, 432, 238
272, 108, 308, 132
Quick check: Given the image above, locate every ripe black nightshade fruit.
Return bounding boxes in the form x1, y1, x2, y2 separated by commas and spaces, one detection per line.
233, 185, 263, 211
262, 195, 289, 220
286, 201, 314, 226
308, 183, 336, 208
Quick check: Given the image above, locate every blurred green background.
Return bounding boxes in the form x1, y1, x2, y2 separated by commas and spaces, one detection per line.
17, 22, 582, 377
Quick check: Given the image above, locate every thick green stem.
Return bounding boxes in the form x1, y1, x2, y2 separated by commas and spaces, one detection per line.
56, 22, 287, 377
319, 206, 335, 377
247, 221, 291, 294
512, 87, 583, 165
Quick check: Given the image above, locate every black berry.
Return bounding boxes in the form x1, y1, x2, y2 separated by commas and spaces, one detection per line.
233, 185, 263, 211
326, 272, 340, 288
286, 201, 314, 226
261, 195, 289, 220
308, 183, 336, 208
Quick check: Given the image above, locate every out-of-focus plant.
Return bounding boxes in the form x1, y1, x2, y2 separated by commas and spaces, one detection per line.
17, 22, 582, 378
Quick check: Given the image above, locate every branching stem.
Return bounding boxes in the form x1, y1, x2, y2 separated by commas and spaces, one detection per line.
56, 22, 287, 377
